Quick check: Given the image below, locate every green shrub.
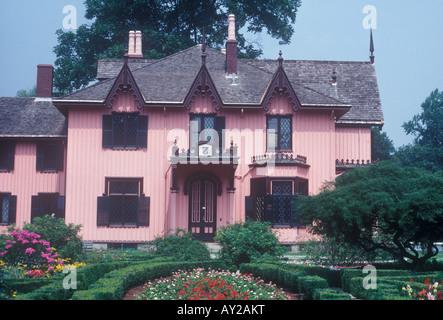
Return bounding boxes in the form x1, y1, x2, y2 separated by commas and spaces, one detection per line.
151, 229, 211, 261
215, 220, 285, 267
297, 276, 329, 299
313, 288, 351, 300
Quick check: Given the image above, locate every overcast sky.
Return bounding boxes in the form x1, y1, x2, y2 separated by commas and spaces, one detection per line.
0, 0, 442, 149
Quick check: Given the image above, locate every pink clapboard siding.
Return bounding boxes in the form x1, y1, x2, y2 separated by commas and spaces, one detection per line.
0, 141, 66, 232
335, 126, 372, 163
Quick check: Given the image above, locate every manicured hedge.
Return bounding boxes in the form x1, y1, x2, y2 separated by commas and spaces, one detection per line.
297, 276, 329, 299
240, 263, 340, 300
345, 271, 443, 300
313, 288, 351, 300
3, 277, 54, 295
340, 269, 411, 293
14, 261, 132, 300
282, 264, 341, 287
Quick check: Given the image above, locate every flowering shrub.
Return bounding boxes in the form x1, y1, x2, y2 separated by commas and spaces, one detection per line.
402, 278, 443, 300
0, 230, 58, 268
0, 230, 85, 279
135, 268, 289, 300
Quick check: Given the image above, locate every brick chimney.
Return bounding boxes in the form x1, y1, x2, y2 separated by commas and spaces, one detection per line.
128, 30, 143, 58
36, 64, 53, 98
226, 14, 237, 75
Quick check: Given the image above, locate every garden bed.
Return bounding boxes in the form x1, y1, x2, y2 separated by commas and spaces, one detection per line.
123, 268, 302, 300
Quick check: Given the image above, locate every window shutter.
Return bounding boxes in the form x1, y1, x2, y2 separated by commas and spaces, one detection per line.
137, 115, 148, 148
36, 144, 44, 171
56, 196, 65, 219
56, 142, 64, 172
8, 195, 16, 224
102, 115, 113, 148
214, 116, 225, 150
7, 142, 15, 171
245, 196, 254, 221
137, 195, 150, 226
31, 195, 40, 222
97, 196, 110, 226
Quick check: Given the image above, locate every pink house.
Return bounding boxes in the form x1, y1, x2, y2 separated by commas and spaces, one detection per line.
0, 16, 383, 249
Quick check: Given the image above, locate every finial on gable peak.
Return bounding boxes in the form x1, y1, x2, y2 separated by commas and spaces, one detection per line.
370, 28, 375, 64
278, 50, 283, 67
201, 28, 207, 65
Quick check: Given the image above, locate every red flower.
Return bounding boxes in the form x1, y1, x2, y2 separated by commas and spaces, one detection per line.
424, 278, 430, 285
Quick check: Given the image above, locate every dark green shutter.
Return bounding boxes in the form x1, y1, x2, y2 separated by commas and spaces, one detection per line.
137, 195, 150, 226
8, 195, 17, 224
102, 115, 113, 148
36, 144, 44, 171
56, 142, 64, 172
31, 195, 40, 222
245, 196, 254, 221
56, 196, 65, 219
137, 115, 148, 148
215, 116, 225, 150
97, 196, 110, 226
7, 142, 15, 171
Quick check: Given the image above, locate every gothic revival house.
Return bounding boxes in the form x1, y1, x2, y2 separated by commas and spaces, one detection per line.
0, 16, 383, 248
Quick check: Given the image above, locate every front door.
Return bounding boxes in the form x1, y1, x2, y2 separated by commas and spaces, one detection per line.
189, 177, 217, 241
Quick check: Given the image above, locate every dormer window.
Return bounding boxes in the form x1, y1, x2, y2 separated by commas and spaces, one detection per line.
266, 115, 292, 151
102, 113, 148, 149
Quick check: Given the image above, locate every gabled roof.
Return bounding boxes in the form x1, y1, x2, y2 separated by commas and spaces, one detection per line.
244, 59, 383, 124
0, 97, 67, 138
55, 44, 384, 125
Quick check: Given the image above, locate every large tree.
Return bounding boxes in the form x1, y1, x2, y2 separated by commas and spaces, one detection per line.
53, 0, 302, 94
297, 161, 443, 271
394, 89, 443, 172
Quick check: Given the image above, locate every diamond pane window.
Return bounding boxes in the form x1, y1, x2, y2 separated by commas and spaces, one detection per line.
266, 115, 292, 151
102, 113, 148, 149
106, 179, 141, 226
0, 194, 16, 224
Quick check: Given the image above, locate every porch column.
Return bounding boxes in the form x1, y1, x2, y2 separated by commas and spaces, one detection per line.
169, 189, 178, 231
227, 188, 235, 224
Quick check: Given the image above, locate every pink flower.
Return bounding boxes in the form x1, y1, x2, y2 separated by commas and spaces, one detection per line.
58, 260, 64, 265
21, 239, 29, 244
46, 247, 52, 252
6, 240, 10, 244
5, 245, 11, 249
25, 247, 36, 255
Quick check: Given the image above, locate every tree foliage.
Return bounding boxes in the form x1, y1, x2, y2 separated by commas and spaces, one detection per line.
297, 161, 443, 271
371, 127, 395, 161
53, 0, 301, 94
394, 89, 443, 172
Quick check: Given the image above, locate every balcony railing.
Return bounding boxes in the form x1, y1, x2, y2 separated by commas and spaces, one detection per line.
250, 153, 310, 168
170, 140, 239, 165
336, 159, 372, 171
